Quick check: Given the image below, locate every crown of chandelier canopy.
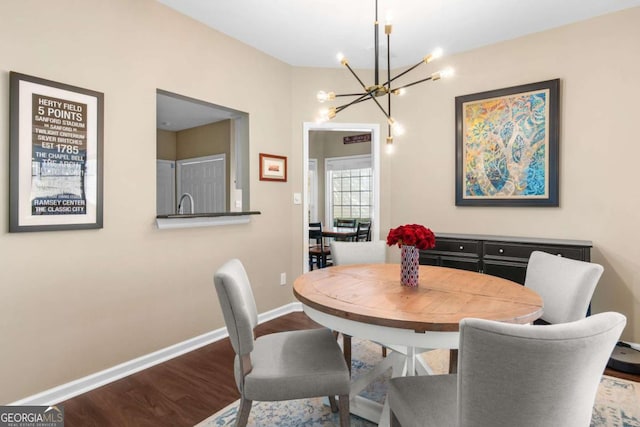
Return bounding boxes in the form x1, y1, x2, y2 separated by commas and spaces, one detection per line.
316, 0, 454, 152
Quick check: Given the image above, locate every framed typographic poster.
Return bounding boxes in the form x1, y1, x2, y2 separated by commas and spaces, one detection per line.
9, 72, 104, 232
455, 79, 559, 206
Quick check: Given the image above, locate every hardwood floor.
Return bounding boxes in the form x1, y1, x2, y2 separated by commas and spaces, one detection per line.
60, 311, 639, 426
60, 312, 321, 427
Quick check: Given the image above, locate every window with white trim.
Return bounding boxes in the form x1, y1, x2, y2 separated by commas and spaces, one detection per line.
325, 155, 372, 224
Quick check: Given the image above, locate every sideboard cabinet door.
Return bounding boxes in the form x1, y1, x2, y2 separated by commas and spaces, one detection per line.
420, 234, 592, 285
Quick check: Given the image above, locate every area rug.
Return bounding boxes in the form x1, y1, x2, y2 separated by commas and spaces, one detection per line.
196, 339, 640, 427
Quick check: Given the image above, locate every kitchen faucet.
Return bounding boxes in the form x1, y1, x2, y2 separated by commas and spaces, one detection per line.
177, 192, 195, 214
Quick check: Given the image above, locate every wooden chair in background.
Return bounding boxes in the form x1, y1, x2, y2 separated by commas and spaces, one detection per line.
309, 222, 331, 269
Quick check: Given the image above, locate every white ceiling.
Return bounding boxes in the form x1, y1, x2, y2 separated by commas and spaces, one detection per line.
157, 0, 640, 69
157, 91, 242, 131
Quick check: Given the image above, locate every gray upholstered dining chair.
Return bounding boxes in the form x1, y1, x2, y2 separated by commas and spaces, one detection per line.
525, 250, 604, 324
331, 240, 387, 357
214, 259, 351, 427
388, 312, 626, 427
330, 240, 386, 265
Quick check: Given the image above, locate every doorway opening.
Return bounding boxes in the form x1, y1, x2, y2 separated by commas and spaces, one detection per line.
302, 122, 380, 272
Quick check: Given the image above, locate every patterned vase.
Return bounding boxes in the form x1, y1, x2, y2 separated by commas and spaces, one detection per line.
401, 245, 420, 287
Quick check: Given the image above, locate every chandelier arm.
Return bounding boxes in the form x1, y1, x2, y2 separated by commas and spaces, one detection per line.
335, 90, 391, 121
374, 0, 379, 86
343, 62, 371, 92
334, 92, 369, 98
386, 60, 426, 87
387, 31, 392, 120
368, 93, 392, 120
334, 94, 374, 114
346, 95, 376, 106
390, 76, 434, 92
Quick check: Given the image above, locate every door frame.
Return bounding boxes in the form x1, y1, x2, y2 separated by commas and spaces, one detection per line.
302, 122, 381, 272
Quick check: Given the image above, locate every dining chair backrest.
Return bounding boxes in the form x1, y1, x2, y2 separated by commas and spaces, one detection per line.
331, 240, 386, 265
524, 250, 604, 324
309, 222, 323, 244
457, 312, 626, 427
335, 218, 356, 228
356, 221, 371, 241
213, 258, 258, 357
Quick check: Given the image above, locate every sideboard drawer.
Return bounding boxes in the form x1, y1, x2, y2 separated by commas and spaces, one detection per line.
433, 239, 479, 256
483, 242, 583, 260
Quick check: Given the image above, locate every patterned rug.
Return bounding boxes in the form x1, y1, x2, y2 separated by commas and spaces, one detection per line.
196, 339, 640, 427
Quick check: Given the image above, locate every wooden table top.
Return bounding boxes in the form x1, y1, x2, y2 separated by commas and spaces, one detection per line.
293, 264, 543, 333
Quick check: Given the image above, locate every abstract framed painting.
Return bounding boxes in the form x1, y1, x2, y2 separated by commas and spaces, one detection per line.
9, 72, 104, 232
455, 79, 559, 206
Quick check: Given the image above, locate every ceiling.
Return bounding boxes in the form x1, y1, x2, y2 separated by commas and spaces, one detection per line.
156, 0, 640, 131
156, 91, 242, 132
157, 0, 640, 69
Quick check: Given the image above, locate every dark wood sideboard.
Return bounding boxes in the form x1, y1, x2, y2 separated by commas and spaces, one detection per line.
419, 233, 593, 285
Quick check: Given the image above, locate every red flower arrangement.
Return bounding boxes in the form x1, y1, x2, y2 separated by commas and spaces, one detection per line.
386, 224, 436, 250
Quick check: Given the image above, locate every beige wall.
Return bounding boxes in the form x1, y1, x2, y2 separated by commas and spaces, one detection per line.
176, 120, 231, 160
0, 0, 293, 403
1, 0, 639, 404
156, 129, 177, 160
293, 8, 640, 343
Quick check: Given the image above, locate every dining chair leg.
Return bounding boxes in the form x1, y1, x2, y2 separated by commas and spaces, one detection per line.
338, 394, 350, 427
449, 349, 458, 373
343, 334, 352, 375
236, 396, 252, 427
328, 395, 338, 412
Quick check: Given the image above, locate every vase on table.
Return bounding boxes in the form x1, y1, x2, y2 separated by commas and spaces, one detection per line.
400, 245, 420, 287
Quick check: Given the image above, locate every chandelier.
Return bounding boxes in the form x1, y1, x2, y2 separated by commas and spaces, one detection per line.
316, 0, 453, 151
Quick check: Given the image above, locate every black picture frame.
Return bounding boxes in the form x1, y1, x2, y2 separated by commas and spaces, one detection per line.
9, 72, 104, 232
455, 79, 559, 207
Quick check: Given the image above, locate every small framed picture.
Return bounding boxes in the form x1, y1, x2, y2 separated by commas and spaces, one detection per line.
259, 153, 287, 182
9, 72, 104, 232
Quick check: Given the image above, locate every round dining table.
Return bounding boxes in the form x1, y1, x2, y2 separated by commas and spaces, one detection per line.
293, 263, 543, 426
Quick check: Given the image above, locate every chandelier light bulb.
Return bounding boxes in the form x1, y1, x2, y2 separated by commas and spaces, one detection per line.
384, 12, 393, 34
318, 107, 337, 122
424, 47, 444, 64
317, 109, 329, 123
386, 136, 395, 154
431, 67, 454, 80
317, 91, 335, 103
336, 52, 347, 64
392, 88, 407, 96
441, 67, 455, 78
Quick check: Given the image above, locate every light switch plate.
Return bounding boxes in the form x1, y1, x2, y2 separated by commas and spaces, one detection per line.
293, 193, 302, 205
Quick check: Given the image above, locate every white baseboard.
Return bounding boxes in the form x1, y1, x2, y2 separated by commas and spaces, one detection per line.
11, 302, 303, 406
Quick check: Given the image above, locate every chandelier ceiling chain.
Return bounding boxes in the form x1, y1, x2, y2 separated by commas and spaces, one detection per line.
316, 0, 454, 151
